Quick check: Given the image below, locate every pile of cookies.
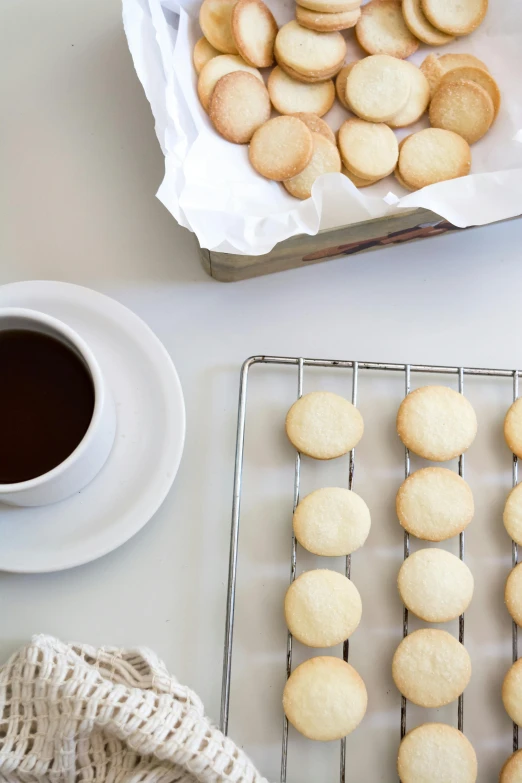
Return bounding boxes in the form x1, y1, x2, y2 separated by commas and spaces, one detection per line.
194, 0, 497, 199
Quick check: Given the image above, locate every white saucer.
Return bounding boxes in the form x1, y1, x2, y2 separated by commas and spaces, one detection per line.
0, 281, 185, 572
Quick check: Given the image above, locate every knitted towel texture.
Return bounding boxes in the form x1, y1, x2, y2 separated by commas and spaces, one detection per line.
0, 635, 269, 783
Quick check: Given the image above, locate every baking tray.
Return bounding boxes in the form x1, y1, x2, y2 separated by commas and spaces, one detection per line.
220, 355, 520, 782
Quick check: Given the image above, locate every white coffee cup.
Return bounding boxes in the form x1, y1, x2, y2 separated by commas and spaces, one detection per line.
0, 308, 116, 506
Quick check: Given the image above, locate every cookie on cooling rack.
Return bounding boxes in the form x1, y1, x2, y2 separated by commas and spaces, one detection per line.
505, 562, 522, 627
285, 391, 363, 459
504, 398, 522, 459
502, 658, 522, 726
398, 723, 478, 783
500, 750, 522, 783
293, 487, 371, 556
504, 483, 522, 545
398, 548, 474, 622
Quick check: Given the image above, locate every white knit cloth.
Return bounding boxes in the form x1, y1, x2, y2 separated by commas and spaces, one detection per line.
0, 635, 269, 783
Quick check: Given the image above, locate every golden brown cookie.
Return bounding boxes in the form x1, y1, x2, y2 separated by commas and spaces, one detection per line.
355, 0, 419, 59
284, 569, 362, 647
430, 79, 494, 144
398, 548, 474, 622
199, 0, 238, 54
504, 483, 522, 545
394, 165, 414, 190
198, 54, 263, 111
297, 0, 361, 12
388, 61, 430, 127
392, 629, 471, 708
500, 750, 522, 783
342, 166, 379, 187
346, 55, 410, 122
231, 0, 278, 68
505, 398, 522, 458
284, 132, 342, 199
505, 562, 522, 627
193, 37, 221, 75
275, 21, 347, 80
335, 62, 357, 109
285, 391, 363, 458
402, 0, 454, 45
422, 0, 488, 36
398, 723, 478, 783
338, 118, 398, 180
396, 385, 477, 460
438, 52, 489, 73
396, 467, 474, 541
268, 67, 335, 116
249, 116, 313, 180
283, 657, 367, 741
420, 53, 445, 98
296, 6, 361, 31
209, 71, 271, 143
293, 487, 371, 556
503, 658, 522, 726
398, 128, 471, 189
439, 66, 501, 118
292, 113, 336, 144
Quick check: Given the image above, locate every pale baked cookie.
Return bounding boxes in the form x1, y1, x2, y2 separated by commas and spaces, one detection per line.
388, 62, 430, 128
422, 0, 488, 36
285, 391, 363, 459
199, 0, 238, 54
504, 483, 522, 545
198, 55, 263, 111
338, 118, 398, 180
396, 467, 474, 541
397, 385, 477, 460
430, 80, 494, 145
277, 61, 342, 84
500, 750, 522, 783
346, 55, 411, 122
293, 487, 371, 556
355, 0, 419, 59
342, 166, 379, 187
292, 113, 336, 144
505, 399, 522, 458
209, 72, 271, 143
420, 53, 445, 98
439, 66, 500, 118
336, 62, 357, 110
394, 165, 414, 190
284, 133, 342, 200
503, 658, 522, 726
402, 0, 454, 45
283, 657, 367, 741
398, 128, 471, 189
505, 563, 522, 627
268, 67, 335, 117
285, 569, 362, 647
297, 0, 361, 13
275, 21, 347, 81
231, 0, 277, 68
249, 116, 313, 180
296, 6, 361, 32
398, 723, 478, 783
398, 548, 474, 622
392, 629, 471, 708
438, 52, 489, 73
193, 37, 220, 75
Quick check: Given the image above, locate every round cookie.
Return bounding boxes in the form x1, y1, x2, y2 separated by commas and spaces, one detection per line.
291, 113, 336, 145
285, 569, 362, 647
438, 52, 489, 74
193, 37, 220, 75
430, 80, 494, 145
440, 66, 500, 118
296, 6, 361, 32
274, 21, 347, 80
283, 657, 367, 741
346, 55, 411, 123
338, 118, 398, 180
388, 62, 430, 128
505, 398, 522, 458
396, 385, 477, 461
501, 750, 522, 783
392, 629, 471, 708
503, 658, 522, 726
504, 483, 522, 545
209, 72, 271, 143
284, 133, 341, 200
398, 128, 471, 190
398, 548, 474, 622
231, 0, 277, 68
402, 0, 454, 45
268, 67, 335, 117
505, 563, 522, 627
199, 0, 238, 54
398, 723, 478, 783
336, 62, 357, 110
297, 0, 361, 12
293, 487, 371, 556
355, 0, 419, 59
420, 53, 445, 99
421, 0, 488, 36
249, 116, 313, 181
285, 391, 364, 459
396, 467, 474, 541
342, 166, 379, 187
198, 55, 263, 111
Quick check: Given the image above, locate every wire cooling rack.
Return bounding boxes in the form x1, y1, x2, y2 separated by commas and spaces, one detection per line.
220, 355, 520, 782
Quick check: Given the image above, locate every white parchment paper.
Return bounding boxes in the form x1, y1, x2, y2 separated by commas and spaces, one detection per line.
122, 0, 522, 255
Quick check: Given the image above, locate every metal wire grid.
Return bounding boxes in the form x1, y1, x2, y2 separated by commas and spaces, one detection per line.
221, 355, 521, 780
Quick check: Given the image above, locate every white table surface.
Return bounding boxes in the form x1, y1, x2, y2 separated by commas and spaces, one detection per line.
3, 1, 522, 780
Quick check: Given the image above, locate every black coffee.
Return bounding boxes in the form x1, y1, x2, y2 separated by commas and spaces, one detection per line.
0, 329, 95, 484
